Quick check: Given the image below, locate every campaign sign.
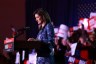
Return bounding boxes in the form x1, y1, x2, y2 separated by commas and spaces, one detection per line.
4, 38, 14, 52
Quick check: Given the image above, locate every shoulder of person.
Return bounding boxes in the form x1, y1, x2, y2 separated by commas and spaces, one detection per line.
46, 22, 53, 27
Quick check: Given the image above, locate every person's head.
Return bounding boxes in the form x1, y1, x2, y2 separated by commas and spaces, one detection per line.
89, 33, 95, 42
33, 8, 51, 25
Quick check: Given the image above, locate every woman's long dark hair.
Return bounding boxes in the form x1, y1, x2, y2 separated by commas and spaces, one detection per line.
33, 8, 52, 30
33, 8, 51, 23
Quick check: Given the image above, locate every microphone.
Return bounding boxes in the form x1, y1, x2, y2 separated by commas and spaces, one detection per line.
11, 26, 18, 37
17, 27, 30, 31
11, 27, 16, 32
24, 27, 30, 30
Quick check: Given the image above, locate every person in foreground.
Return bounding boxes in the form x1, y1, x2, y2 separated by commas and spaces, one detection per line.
28, 8, 55, 64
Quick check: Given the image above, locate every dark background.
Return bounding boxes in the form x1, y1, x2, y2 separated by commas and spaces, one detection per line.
26, 0, 96, 38
0, 0, 25, 53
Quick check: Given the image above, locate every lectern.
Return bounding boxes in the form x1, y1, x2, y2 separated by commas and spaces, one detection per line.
4, 38, 51, 64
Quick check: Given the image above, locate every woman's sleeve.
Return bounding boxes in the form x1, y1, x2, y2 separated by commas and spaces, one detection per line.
46, 23, 55, 47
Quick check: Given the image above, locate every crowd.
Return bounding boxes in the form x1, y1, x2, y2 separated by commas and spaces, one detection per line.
54, 24, 96, 64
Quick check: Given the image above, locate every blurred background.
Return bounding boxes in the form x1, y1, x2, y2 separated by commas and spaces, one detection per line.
0, 0, 96, 63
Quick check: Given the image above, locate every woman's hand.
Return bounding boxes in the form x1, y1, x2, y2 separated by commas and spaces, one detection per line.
27, 38, 39, 41
27, 38, 36, 41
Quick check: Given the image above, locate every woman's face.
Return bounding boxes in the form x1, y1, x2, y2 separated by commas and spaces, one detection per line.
35, 14, 43, 25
